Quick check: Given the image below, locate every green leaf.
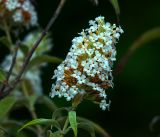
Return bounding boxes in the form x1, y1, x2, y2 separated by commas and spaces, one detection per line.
14, 131, 29, 137
78, 122, 95, 137
52, 107, 69, 120
116, 27, 160, 75
19, 44, 29, 55
0, 128, 6, 137
77, 117, 110, 137
130, 27, 160, 52
0, 97, 16, 121
49, 131, 61, 137
69, 111, 77, 137
28, 95, 38, 108
47, 130, 52, 137
21, 79, 39, 108
18, 118, 60, 132
0, 36, 10, 48
109, 0, 120, 16
28, 55, 63, 69
39, 96, 57, 112
89, 0, 99, 6
0, 69, 6, 82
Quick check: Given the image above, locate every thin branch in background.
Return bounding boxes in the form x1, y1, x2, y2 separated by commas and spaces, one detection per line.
2, 120, 38, 135
0, 0, 67, 99
0, 41, 20, 92
108, 0, 120, 24
57, 116, 111, 137
0, 127, 10, 137
3, 20, 12, 45
89, 0, 99, 6
77, 117, 111, 137
149, 116, 160, 137
13, 0, 66, 87
114, 27, 160, 76
6, 41, 20, 81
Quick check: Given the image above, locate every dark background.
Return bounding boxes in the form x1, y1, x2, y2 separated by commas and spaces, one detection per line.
37, 0, 160, 137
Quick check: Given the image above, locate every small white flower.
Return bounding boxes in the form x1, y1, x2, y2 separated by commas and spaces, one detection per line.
22, 1, 31, 11
95, 16, 104, 22
100, 100, 108, 110
5, 0, 20, 11
12, 10, 23, 23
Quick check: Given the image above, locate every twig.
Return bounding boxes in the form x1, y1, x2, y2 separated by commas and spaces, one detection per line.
29, 107, 44, 137
114, 27, 160, 75
6, 41, 20, 81
0, 127, 10, 137
0, 41, 19, 92
89, 0, 99, 6
0, 0, 66, 99
3, 20, 12, 45
13, 0, 66, 88
2, 120, 37, 135
62, 117, 69, 136
38, 96, 57, 111
57, 116, 111, 137
22, 80, 44, 137
77, 117, 111, 137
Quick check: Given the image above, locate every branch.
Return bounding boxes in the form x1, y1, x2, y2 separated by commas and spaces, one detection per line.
0, 0, 66, 99
0, 41, 19, 92
6, 41, 20, 81
89, 0, 99, 6
114, 27, 160, 75
77, 117, 111, 137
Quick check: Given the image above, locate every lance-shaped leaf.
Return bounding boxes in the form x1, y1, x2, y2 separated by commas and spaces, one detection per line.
52, 107, 69, 120
69, 111, 77, 137
0, 97, 16, 121
0, 36, 10, 49
19, 44, 29, 55
18, 119, 60, 132
78, 122, 95, 137
109, 0, 120, 17
21, 79, 39, 108
28, 55, 63, 69
115, 27, 160, 75
0, 69, 6, 82
47, 130, 61, 137
77, 117, 110, 137
89, 0, 99, 6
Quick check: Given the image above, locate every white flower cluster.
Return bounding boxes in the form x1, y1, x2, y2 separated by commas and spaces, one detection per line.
0, 0, 38, 26
51, 16, 123, 110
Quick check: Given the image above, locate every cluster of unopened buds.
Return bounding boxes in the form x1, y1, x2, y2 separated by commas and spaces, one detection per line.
0, 0, 38, 26
51, 16, 123, 110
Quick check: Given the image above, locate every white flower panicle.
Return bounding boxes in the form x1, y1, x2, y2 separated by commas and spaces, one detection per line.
0, 0, 38, 26
51, 16, 123, 110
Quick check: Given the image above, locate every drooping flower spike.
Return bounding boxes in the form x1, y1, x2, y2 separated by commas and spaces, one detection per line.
51, 16, 123, 110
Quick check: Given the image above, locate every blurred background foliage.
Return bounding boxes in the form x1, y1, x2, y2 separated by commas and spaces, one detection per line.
1, 0, 160, 137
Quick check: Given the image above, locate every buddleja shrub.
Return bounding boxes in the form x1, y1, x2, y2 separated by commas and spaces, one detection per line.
0, 0, 125, 137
